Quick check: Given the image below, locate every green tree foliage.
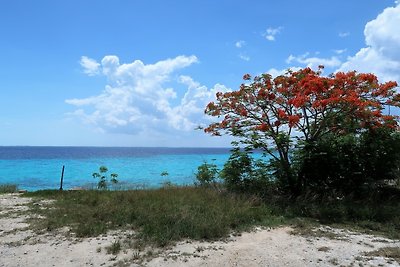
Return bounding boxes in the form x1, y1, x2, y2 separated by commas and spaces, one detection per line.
195, 161, 218, 187
219, 148, 273, 196
294, 128, 400, 196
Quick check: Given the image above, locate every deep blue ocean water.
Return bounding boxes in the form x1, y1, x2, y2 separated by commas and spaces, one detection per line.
0, 147, 263, 191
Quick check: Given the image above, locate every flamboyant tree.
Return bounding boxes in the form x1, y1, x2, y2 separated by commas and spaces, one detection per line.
204, 66, 399, 192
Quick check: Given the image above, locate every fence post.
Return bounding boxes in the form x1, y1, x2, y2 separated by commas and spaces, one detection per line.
59, 165, 65, 191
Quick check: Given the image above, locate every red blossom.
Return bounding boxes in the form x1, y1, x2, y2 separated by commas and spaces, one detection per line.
257, 123, 269, 132
204, 66, 400, 141
288, 115, 300, 127
268, 93, 276, 100
277, 109, 287, 119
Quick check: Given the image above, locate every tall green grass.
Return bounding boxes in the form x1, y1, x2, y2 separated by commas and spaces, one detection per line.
25, 187, 284, 247
0, 184, 18, 194
24, 186, 400, 247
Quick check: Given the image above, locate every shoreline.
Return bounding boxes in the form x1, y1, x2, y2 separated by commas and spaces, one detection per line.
0, 146, 242, 192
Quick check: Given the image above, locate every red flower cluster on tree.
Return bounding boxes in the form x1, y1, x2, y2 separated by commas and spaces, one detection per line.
204, 66, 400, 149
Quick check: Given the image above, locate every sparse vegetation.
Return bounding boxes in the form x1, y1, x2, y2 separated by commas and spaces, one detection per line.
24, 187, 284, 247
92, 166, 118, 190
365, 247, 400, 263
22, 182, 400, 250
106, 240, 122, 255
0, 184, 18, 194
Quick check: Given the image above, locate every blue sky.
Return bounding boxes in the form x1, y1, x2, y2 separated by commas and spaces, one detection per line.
1, 0, 399, 147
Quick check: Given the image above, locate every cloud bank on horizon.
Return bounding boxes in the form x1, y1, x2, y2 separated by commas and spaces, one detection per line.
67, 2, 400, 138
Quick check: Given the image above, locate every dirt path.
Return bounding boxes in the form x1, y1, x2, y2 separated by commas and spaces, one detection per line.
1, 193, 399, 267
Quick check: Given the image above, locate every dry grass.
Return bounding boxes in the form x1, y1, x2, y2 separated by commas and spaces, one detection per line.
364, 246, 400, 262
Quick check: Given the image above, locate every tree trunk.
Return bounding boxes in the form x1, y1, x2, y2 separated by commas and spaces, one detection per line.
280, 153, 298, 196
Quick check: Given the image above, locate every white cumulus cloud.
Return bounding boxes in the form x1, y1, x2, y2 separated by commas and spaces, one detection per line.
264, 26, 283, 41
169, 76, 230, 131
80, 56, 101, 76
338, 3, 400, 82
67, 55, 230, 135
286, 53, 342, 68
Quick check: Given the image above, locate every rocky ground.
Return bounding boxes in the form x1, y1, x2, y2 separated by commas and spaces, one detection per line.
1, 193, 399, 267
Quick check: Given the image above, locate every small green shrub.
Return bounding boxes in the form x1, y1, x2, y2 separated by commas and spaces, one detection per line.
220, 149, 273, 196
106, 240, 122, 255
195, 161, 219, 186
92, 166, 118, 190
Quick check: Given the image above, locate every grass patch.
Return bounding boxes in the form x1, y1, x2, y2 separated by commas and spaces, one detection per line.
290, 223, 345, 240
0, 184, 18, 194
24, 187, 285, 247
106, 240, 122, 255
22, 186, 400, 247
365, 246, 400, 262
268, 189, 400, 240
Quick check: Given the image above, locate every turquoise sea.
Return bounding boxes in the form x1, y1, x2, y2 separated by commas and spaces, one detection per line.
0, 147, 264, 191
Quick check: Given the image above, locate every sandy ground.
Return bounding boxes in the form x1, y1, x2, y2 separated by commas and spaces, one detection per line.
1, 193, 400, 267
